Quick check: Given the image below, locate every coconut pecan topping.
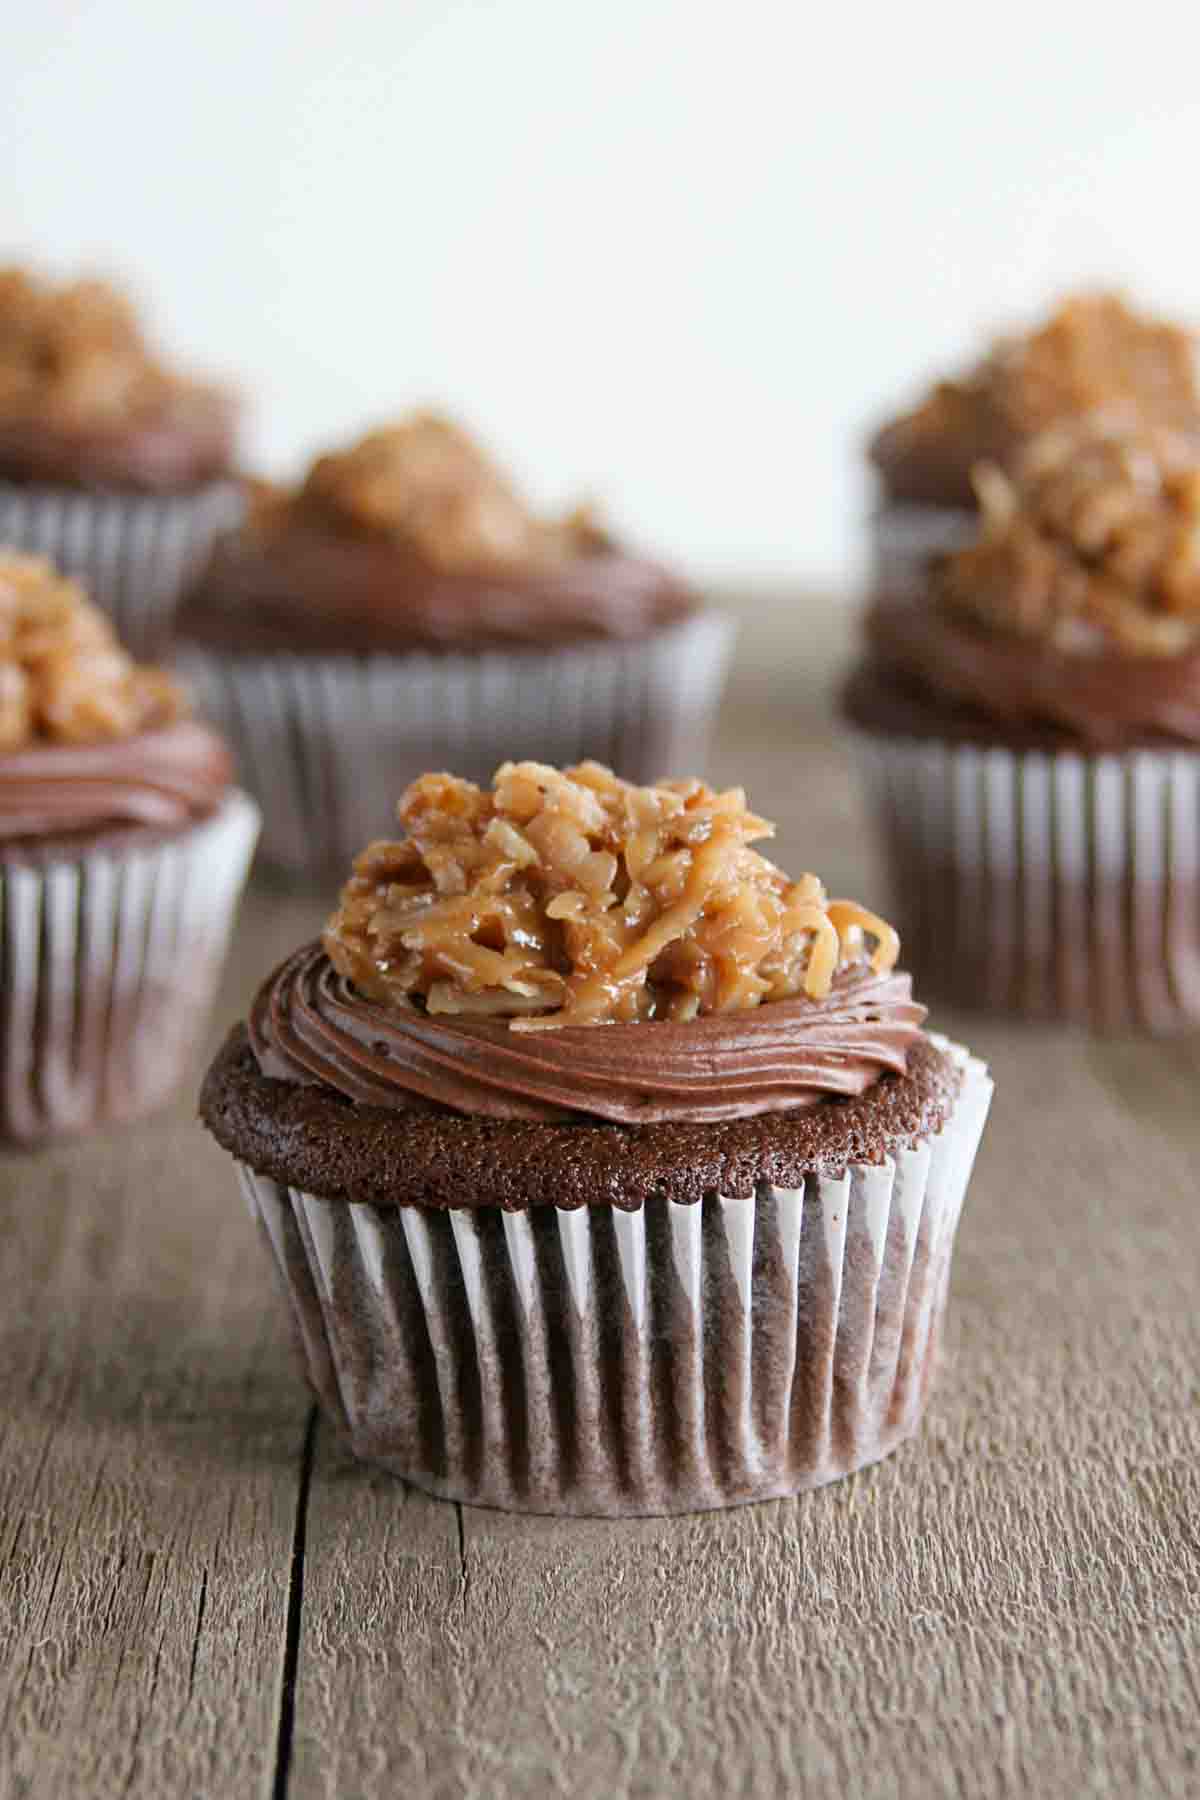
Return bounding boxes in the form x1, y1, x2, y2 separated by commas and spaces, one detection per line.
0, 267, 228, 436
324, 762, 899, 1029
0, 552, 188, 749
939, 419, 1200, 657
872, 292, 1200, 502
981, 292, 1198, 444
276, 412, 608, 572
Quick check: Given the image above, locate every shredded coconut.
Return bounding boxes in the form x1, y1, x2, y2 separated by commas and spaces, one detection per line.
273, 412, 609, 572
0, 552, 187, 749
941, 417, 1200, 656
0, 266, 227, 434
325, 762, 899, 1029
874, 292, 1200, 489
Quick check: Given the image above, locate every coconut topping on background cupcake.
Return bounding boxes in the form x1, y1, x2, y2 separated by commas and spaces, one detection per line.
292, 412, 611, 571
854, 417, 1200, 748
0, 551, 232, 839
870, 292, 1200, 509
941, 420, 1200, 657
0, 268, 237, 493
0, 551, 185, 744
180, 412, 694, 653
0, 549, 257, 1143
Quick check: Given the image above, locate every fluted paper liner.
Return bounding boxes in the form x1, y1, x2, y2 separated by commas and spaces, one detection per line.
237, 1038, 991, 1516
870, 502, 975, 599
176, 610, 735, 879
856, 736, 1200, 1030
0, 480, 243, 657
0, 790, 259, 1143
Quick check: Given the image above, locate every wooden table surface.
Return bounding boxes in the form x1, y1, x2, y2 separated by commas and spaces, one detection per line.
2, 603, 1198, 1799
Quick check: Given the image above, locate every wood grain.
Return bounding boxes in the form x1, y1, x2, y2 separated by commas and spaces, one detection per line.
280, 992, 1200, 1800
0, 888, 327, 1800
3, 609, 1199, 1799
286, 1442, 463, 1799
281, 700, 1200, 1799
0, 1113, 302, 1797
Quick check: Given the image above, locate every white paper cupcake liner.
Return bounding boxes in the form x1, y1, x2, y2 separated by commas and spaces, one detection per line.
0, 789, 259, 1144
176, 610, 735, 878
238, 1037, 991, 1516
0, 480, 243, 658
870, 502, 976, 598
856, 734, 1200, 1031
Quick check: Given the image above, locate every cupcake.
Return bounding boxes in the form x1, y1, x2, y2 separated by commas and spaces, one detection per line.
0, 268, 241, 657
846, 414, 1200, 1031
867, 291, 1200, 603
0, 551, 258, 1143
200, 760, 992, 1516
175, 414, 733, 879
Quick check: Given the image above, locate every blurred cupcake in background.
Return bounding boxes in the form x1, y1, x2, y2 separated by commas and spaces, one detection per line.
0, 267, 241, 656
845, 415, 1200, 1032
175, 413, 733, 879
0, 551, 258, 1143
867, 291, 1200, 602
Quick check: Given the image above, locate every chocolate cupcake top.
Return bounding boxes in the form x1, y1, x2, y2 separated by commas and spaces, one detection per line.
0, 552, 232, 840
251, 760, 927, 1125
178, 412, 695, 654
869, 292, 1200, 508
0, 268, 237, 493
857, 418, 1200, 748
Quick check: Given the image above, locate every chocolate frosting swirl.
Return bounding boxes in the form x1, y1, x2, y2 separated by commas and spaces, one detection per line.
179, 527, 695, 655
867, 596, 1200, 748
0, 718, 233, 840
0, 409, 236, 495
249, 943, 927, 1125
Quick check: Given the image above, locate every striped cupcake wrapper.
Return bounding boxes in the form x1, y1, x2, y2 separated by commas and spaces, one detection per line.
238, 1037, 991, 1517
870, 502, 976, 599
0, 790, 259, 1144
176, 610, 735, 879
0, 480, 243, 658
856, 735, 1200, 1031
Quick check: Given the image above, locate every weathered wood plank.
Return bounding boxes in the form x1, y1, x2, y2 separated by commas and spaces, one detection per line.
284, 1015, 1200, 1800
0, 885, 328, 1800
280, 691, 1199, 1797
285, 1438, 463, 1800
4, 625, 1199, 1799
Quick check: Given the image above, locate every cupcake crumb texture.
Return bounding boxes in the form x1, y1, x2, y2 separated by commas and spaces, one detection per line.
269, 411, 609, 572
940, 418, 1200, 656
871, 292, 1200, 504
324, 761, 898, 1029
0, 552, 187, 748
0, 266, 230, 437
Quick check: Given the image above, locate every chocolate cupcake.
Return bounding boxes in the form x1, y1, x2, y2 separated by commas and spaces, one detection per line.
847, 415, 1200, 1031
200, 760, 991, 1516
0, 268, 241, 656
175, 414, 733, 879
0, 551, 258, 1142
867, 292, 1200, 603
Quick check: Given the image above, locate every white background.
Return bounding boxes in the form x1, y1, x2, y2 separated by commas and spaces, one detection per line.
4, 0, 1200, 589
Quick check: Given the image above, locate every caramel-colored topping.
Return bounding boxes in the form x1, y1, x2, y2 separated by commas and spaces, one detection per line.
985, 292, 1198, 440
284, 412, 608, 572
0, 266, 225, 434
940, 419, 1200, 657
0, 553, 187, 749
324, 762, 898, 1030
874, 292, 1200, 497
